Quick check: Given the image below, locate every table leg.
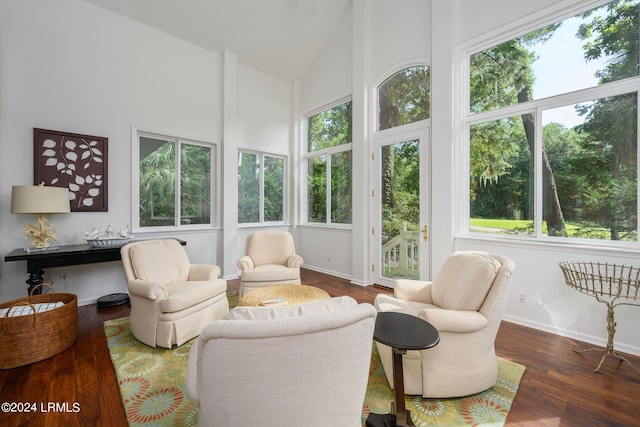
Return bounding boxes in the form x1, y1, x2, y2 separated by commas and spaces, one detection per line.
392, 347, 415, 427
366, 346, 414, 427
26, 269, 45, 295
574, 302, 640, 374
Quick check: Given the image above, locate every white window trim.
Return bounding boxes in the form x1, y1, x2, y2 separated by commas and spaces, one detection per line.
237, 148, 289, 227
131, 125, 220, 234
458, 0, 640, 250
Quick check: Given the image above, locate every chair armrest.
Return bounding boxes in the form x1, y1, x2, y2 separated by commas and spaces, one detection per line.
127, 279, 169, 300
287, 254, 303, 268
394, 279, 434, 303
189, 264, 221, 281
237, 256, 254, 271
185, 338, 201, 403
417, 308, 488, 333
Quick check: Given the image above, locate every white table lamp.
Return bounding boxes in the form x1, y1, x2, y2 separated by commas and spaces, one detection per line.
11, 184, 71, 248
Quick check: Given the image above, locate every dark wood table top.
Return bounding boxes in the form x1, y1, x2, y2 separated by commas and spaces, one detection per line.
373, 311, 440, 351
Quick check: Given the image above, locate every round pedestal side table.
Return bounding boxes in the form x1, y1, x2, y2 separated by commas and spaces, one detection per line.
366, 312, 440, 427
559, 261, 640, 374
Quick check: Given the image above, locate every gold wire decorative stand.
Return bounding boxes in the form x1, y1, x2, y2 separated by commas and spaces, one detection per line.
559, 261, 640, 374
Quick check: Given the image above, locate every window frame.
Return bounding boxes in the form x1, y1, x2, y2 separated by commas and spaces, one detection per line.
302, 96, 353, 228
237, 148, 288, 227
131, 126, 220, 233
460, 0, 640, 249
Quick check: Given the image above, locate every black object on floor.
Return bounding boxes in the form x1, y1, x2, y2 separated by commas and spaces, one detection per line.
97, 293, 130, 308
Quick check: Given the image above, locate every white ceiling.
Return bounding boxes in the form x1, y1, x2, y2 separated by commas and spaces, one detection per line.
85, 0, 351, 81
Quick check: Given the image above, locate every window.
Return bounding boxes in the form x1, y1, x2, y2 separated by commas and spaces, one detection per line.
305, 100, 352, 224
134, 131, 215, 230
238, 150, 285, 224
378, 65, 430, 131
466, 0, 639, 244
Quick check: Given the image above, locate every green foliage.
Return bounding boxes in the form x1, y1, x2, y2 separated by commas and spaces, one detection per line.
307, 101, 351, 223
378, 66, 430, 130
238, 152, 260, 223
330, 151, 352, 223
308, 102, 352, 152
264, 156, 284, 222
139, 139, 211, 227
238, 153, 284, 223
469, 2, 639, 241
307, 156, 327, 222
381, 141, 420, 243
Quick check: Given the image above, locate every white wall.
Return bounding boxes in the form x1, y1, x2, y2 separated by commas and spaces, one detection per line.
238, 65, 292, 154
299, 6, 353, 112
0, 0, 293, 304
233, 64, 295, 273
369, 0, 431, 82
297, 4, 354, 278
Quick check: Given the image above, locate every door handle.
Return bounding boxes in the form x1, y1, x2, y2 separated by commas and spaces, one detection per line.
422, 225, 428, 241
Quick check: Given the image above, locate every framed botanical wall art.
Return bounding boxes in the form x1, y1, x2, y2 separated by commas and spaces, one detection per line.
34, 128, 108, 212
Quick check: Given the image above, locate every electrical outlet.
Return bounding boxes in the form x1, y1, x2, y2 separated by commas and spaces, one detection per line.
518, 292, 526, 304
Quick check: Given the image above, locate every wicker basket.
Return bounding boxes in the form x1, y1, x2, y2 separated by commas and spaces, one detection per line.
0, 283, 77, 369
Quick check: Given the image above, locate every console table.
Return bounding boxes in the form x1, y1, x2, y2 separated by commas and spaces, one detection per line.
5, 239, 186, 295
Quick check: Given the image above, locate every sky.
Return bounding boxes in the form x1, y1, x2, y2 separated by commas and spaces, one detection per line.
531, 7, 613, 128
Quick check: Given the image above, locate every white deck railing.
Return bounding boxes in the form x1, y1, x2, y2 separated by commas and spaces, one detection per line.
381, 222, 420, 279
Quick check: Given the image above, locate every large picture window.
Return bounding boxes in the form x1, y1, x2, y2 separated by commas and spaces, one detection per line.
134, 131, 215, 230
466, 0, 639, 244
238, 150, 285, 224
305, 100, 353, 225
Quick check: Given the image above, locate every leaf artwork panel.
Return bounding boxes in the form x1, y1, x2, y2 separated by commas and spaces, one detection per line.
34, 128, 108, 212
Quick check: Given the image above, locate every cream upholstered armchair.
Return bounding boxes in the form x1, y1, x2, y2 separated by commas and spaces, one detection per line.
237, 231, 303, 297
374, 251, 515, 398
120, 239, 229, 348
186, 296, 376, 427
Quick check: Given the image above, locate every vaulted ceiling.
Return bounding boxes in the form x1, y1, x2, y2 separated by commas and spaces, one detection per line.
85, 0, 351, 81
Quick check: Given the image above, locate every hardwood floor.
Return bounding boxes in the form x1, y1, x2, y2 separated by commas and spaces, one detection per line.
1, 268, 639, 426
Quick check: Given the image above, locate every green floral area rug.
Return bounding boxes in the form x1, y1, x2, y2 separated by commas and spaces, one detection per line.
104, 293, 525, 426
363, 345, 526, 426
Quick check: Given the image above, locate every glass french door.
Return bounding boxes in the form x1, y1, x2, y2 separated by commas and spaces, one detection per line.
371, 128, 430, 288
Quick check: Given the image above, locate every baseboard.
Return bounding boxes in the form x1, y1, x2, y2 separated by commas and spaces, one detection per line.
79, 297, 99, 307
301, 264, 354, 282
503, 314, 640, 357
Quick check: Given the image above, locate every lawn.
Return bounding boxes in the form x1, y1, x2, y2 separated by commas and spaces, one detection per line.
469, 218, 608, 238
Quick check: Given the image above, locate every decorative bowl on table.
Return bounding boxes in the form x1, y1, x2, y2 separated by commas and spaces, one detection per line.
86, 237, 132, 248
84, 225, 133, 248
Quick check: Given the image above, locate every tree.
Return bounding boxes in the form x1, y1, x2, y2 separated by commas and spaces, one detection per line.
307, 102, 352, 222
576, 0, 639, 240
470, 24, 568, 235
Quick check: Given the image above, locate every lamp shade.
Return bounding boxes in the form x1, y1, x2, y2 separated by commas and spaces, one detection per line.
11, 185, 71, 214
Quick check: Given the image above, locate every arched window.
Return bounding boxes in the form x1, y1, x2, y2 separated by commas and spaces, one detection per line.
377, 65, 430, 131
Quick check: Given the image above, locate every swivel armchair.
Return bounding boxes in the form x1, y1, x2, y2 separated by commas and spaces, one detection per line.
374, 250, 515, 398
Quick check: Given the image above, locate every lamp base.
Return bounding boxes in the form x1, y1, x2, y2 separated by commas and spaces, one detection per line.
23, 214, 60, 248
